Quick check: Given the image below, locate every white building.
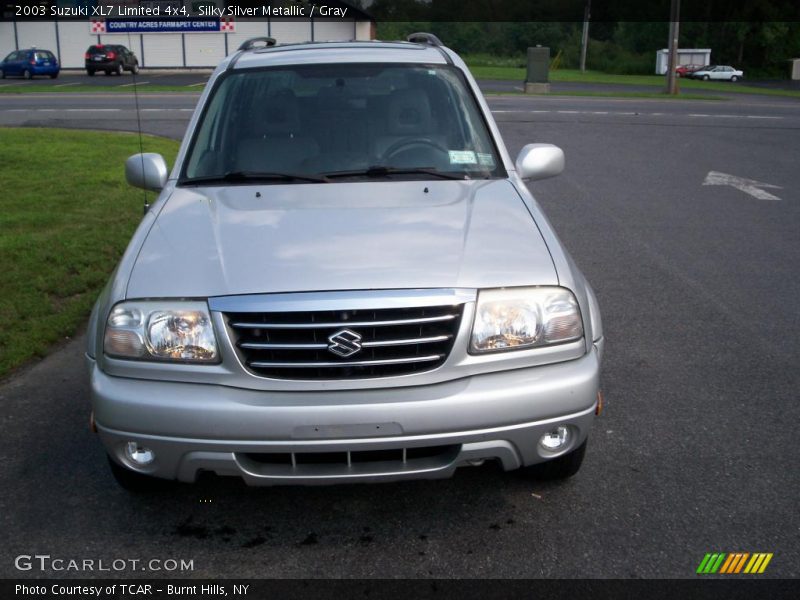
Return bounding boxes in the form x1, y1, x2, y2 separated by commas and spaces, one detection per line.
655, 48, 712, 74
0, 1, 374, 69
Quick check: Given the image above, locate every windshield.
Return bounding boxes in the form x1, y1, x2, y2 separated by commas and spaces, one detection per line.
181, 63, 504, 184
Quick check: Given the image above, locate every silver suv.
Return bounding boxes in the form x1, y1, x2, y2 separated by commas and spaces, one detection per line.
87, 34, 604, 490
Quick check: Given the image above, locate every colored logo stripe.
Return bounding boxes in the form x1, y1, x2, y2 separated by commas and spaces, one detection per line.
744, 553, 773, 574
697, 552, 773, 574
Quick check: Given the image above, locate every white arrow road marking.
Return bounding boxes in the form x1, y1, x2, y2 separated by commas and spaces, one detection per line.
703, 171, 783, 201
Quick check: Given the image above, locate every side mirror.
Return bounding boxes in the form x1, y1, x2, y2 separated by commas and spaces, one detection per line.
515, 144, 565, 181
125, 153, 168, 191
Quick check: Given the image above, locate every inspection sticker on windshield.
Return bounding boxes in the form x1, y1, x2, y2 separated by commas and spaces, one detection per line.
449, 150, 477, 165
477, 153, 495, 167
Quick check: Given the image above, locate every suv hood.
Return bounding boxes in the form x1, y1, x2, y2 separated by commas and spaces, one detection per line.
126, 180, 557, 298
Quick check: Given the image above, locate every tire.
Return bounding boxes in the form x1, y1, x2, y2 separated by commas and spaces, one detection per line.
703, 75, 710, 81
108, 456, 172, 492
731, 75, 739, 82
105, 70, 112, 76
23, 69, 32, 80
521, 439, 588, 481
0, 69, 5, 79
115, 63, 124, 76
87, 69, 95, 77
131, 63, 139, 75
50, 72, 58, 79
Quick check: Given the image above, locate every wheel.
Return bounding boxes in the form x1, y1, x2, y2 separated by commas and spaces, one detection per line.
23, 69, 32, 80
108, 456, 172, 492
87, 69, 95, 77
382, 137, 449, 163
0, 69, 5, 79
521, 439, 587, 481
703, 75, 710, 81
131, 63, 139, 75
49, 72, 58, 79
731, 75, 739, 82
105, 70, 112, 76
115, 63, 124, 76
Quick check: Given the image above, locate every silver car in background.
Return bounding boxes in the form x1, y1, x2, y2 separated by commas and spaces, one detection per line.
87, 34, 604, 490
689, 65, 744, 81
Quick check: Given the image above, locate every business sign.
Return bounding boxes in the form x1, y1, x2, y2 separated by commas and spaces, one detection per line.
90, 18, 235, 34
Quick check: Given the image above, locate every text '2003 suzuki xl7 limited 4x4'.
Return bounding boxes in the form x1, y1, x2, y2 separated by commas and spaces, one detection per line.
87, 34, 604, 490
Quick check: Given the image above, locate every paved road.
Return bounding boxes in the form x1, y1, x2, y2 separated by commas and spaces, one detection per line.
1, 91, 798, 578
6, 69, 797, 94
2, 90, 798, 141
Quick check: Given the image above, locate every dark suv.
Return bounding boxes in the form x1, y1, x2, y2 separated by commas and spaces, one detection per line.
85, 44, 139, 76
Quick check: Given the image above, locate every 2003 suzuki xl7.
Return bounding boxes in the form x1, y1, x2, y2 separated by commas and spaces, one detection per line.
86, 34, 604, 490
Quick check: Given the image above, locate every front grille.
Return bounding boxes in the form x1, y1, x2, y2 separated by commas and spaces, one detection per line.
243, 445, 459, 466
226, 304, 463, 380
236, 445, 461, 478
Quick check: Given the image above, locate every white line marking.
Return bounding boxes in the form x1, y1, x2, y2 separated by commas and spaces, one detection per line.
64, 108, 121, 112
491, 110, 551, 113
488, 109, 785, 121
186, 82, 206, 87
118, 81, 149, 87
703, 170, 782, 201
54, 82, 80, 88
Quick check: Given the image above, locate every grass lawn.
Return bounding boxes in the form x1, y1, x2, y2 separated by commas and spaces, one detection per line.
466, 63, 800, 99
0, 128, 180, 378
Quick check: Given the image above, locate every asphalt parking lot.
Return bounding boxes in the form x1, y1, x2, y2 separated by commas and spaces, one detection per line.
0, 88, 798, 578
0, 69, 212, 89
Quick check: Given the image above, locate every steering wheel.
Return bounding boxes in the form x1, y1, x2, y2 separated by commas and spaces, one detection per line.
382, 137, 449, 162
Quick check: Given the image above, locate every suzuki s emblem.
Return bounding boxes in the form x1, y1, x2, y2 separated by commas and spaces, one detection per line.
327, 329, 363, 358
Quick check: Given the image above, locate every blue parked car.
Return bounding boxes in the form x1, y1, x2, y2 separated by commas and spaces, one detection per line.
0, 48, 60, 79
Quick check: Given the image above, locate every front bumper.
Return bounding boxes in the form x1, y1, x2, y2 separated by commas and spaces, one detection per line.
90, 346, 601, 486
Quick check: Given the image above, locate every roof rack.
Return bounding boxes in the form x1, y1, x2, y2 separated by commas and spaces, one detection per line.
238, 37, 277, 52
407, 33, 443, 46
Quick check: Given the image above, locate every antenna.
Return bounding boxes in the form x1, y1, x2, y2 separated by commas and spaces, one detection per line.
127, 31, 149, 215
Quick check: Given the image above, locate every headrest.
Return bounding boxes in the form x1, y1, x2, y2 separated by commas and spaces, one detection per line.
387, 89, 432, 136
262, 90, 300, 135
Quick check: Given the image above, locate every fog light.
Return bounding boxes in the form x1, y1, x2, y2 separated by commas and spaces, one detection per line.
125, 442, 155, 466
539, 426, 570, 451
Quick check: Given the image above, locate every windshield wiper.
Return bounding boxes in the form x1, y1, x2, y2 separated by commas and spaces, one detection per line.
181, 170, 330, 185
323, 166, 468, 180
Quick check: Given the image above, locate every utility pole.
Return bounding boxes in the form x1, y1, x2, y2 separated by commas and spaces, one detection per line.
665, 0, 681, 95
580, 0, 591, 72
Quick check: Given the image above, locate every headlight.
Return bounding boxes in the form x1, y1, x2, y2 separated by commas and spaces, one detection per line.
470, 287, 583, 353
104, 301, 218, 363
